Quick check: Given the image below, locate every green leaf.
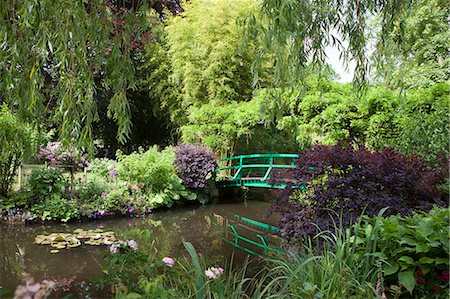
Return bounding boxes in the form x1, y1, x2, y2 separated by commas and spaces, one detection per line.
418, 257, 435, 264
384, 262, 399, 275
398, 270, 416, 294
183, 241, 205, 299
415, 244, 429, 253
398, 256, 415, 265
434, 258, 448, 265
125, 293, 142, 299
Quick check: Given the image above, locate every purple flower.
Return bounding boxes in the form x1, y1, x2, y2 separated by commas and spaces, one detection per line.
162, 257, 175, 267
101, 192, 107, 197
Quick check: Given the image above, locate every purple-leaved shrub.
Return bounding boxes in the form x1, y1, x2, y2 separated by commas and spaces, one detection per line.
175, 144, 217, 191
269, 143, 449, 240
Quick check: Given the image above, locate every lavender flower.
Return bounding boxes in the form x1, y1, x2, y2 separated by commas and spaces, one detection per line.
110, 244, 119, 254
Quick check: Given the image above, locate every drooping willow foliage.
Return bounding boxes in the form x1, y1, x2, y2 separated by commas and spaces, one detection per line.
1, 0, 444, 149
246, 0, 417, 89
0, 0, 173, 148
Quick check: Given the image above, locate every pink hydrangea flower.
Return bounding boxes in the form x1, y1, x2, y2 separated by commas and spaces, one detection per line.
162, 257, 175, 267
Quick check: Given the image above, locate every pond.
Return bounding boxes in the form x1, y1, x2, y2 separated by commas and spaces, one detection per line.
0, 200, 280, 298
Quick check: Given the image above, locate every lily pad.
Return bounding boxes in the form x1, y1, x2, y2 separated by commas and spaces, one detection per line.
51, 243, 66, 249
50, 250, 59, 254
35, 229, 116, 249
68, 242, 81, 248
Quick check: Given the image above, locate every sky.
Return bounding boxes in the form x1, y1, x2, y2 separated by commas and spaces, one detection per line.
325, 44, 355, 83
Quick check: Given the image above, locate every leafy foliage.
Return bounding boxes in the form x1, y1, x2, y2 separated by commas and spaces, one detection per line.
353, 207, 449, 297
270, 143, 448, 240
28, 168, 65, 202
0, 0, 177, 147
165, 0, 262, 112
374, 0, 450, 89
0, 105, 39, 196
246, 0, 423, 88
180, 100, 263, 157
116, 146, 196, 207
31, 194, 79, 222
387, 83, 449, 163
175, 144, 216, 191
273, 82, 449, 163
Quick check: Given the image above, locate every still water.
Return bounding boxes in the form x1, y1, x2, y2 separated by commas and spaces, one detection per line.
0, 200, 280, 298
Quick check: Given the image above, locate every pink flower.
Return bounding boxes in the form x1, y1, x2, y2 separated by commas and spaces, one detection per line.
101, 192, 107, 197
110, 244, 119, 254
162, 257, 175, 267
437, 271, 449, 282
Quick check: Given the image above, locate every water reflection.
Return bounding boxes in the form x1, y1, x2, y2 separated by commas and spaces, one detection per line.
0, 201, 276, 297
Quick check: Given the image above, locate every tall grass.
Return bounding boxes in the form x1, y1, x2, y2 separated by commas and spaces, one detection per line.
248, 209, 387, 299
104, 211, 386, 298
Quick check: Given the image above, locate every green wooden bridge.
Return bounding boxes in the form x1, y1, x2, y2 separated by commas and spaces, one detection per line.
216, 153, 305, 189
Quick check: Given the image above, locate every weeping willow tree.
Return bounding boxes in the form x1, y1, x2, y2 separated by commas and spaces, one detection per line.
246, 0, 420, 89
0, 0, 181, 149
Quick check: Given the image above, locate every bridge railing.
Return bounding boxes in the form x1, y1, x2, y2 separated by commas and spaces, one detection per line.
216, 153, 299, 185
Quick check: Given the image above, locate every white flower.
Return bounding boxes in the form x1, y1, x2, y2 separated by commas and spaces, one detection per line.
127, 240, 138, 251
205, 268, 216, 279
204, 267, 224, 279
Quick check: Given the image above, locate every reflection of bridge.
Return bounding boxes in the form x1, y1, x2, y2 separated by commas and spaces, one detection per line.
215, 153, 305, 189
206, 213, 284, 256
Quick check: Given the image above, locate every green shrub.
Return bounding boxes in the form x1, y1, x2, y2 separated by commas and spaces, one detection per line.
0, 104, 39, 196
390, 83, 449, 164
28, 168, 65, 202
354, 207, 449, 297
31, 194, 79, 222
116, 146, 196, 208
